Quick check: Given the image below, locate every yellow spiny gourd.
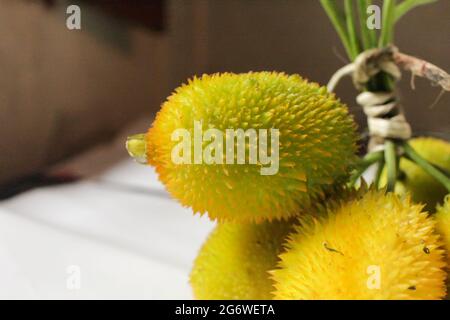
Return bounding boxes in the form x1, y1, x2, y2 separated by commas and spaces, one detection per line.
141, 72, 358, 222
435, 195, 450, 299
190, 219, 295, 300
272, 189, 447, 300
380, 137, 450, 211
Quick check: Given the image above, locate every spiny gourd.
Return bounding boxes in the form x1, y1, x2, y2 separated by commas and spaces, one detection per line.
271, 189, 447, 300
190, 219, 295, 300
379, 137, 450, 211
435, 195, 450, 299
136, 72, 358, 222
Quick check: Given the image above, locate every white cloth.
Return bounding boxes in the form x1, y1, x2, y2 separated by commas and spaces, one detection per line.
0, 162, 215, 299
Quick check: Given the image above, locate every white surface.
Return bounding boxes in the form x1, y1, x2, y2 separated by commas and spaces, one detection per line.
0, 161, 215, 299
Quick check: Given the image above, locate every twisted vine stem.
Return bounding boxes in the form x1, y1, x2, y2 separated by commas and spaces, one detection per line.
321, 0, 450, 193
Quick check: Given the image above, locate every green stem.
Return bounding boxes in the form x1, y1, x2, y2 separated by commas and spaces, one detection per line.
395, 0, 438, 22
349, 150, 384, 186
344, 0, 360, 59
320, 0, 354, 60
357, 0, 376, 49
379, 0, 396, 47
384, 140, 397, 192
403, 142, 450, 192
374, 157, 385, 188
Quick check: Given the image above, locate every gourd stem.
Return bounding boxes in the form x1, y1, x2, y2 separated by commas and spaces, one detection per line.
384, 140, 397, 192
349, 150, 384, 186
374, 157, 385, 188
403, 142, 450, 192
126, 133, 148, 164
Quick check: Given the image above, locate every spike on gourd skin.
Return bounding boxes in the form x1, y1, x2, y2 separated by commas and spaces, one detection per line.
435, 195, 450, 299
142, 72, 358, 222
190, 219, 295, 300
379, 137, 450, 212
272, 189, 447, 300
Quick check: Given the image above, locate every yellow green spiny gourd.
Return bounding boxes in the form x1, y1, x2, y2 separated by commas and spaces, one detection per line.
190, 219, 295, 300
132, 72, 358, 222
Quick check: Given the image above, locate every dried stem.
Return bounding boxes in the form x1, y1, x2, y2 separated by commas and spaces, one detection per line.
328, 46, 450, 93
322, 1, 448, 193
393, 51, 450, 91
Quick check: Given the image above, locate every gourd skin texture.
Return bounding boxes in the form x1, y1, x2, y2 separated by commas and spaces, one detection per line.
435, 195, 450, 298
147, 72, 358, 222
380, 137, 450, 211
272, 189, 447, 300
190, 219, 294, 300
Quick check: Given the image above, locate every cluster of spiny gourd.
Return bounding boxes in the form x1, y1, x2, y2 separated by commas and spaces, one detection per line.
130, 72, 450, 299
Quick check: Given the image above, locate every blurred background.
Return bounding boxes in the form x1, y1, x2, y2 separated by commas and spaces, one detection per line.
1, 0, 449, 190
0, 0, 448, 299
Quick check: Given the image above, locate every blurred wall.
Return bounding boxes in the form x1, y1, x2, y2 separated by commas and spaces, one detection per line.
1, 0, 449, 187
191, 0, 449, 136
0, 0, 171, 186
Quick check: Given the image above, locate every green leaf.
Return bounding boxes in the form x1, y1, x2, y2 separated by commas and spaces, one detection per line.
344, 0, 361, 59
320, 0, 354, 60
395, 0, 438, 22
357, 0, 377, 49
378, 0, 396, 47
